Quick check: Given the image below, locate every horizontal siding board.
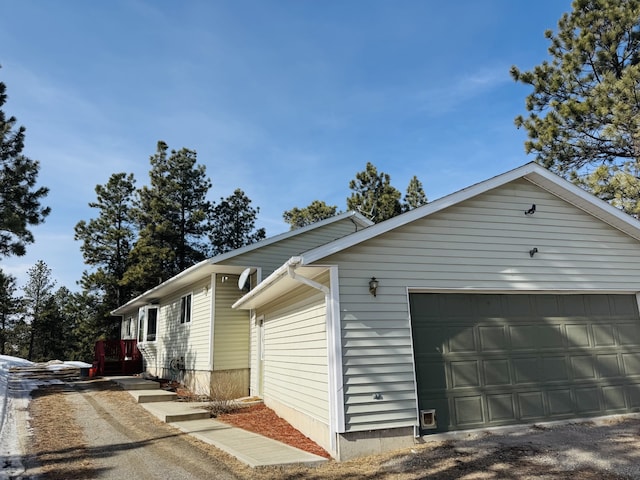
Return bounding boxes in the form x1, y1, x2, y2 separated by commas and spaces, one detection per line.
322, 179, 640, 432
214, 274, 250, 371
258, 288, 330, 424
220, 218, 359, 277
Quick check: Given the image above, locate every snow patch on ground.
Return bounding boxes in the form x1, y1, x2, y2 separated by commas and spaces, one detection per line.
0, 355, 90, 479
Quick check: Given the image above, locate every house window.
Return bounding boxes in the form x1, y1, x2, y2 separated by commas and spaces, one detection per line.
137, 308, 145, 342
146, 307, 158, 341
180, 294, 192, 324
126, 316, 134, 338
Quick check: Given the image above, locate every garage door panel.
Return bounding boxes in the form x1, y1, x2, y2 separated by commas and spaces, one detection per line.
513, 357, 541, 384
542, 356, 569, 382
483, 359, 510, 386
566, 324, 590, 347
518, 391, 545, 419
618, 324, 640, 345
454, 396, 483, 425
575, 387, 600, 413
449, 328, 476, 352
594, 324, 616, 346
487, 394, 516, 422
597, 354, 622, 378
547, 389, 573, 416
611, 294, 638, 315
450, 361, 480, 388
603, 386, 626, 410
571, 356, 597, 380
478, 325, 508, 351
622, 353, 640, 375
410, 293, 640, 433
627, 386, 640, 408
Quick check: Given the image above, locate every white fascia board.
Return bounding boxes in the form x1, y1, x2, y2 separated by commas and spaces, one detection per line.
111, 258, 212, 315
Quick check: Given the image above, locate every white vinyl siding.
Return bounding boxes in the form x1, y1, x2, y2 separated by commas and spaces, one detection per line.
159, 277, 211, 371
258, 288, 330, 425
323, 179, 640, 432
220, 219, 360, 277
213, 274, 250, 371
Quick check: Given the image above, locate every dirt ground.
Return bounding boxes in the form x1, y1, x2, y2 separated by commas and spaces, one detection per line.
26, 378, 640, 479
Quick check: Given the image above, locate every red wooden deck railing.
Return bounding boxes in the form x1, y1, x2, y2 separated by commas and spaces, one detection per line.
94, 339, 143, 376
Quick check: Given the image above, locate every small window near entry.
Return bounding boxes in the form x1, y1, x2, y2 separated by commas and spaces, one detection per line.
146, 308, 158, 341
137, 310, 145, 342
180, 294, 192, 324
126, 316, 133, 338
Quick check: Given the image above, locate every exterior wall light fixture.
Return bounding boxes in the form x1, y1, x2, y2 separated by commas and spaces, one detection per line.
369, 277, 379, 297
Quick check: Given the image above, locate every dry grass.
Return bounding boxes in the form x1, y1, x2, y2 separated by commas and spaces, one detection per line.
28, 385, 100, 479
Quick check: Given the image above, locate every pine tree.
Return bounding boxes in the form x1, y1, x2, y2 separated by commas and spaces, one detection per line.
75, 172, 137, 306
511, 0, 640, 214
402, 175, 427, 212
0, 269, 21, 355
209, 189, 266, 255
23, 260, 55, 361
124, 142, 212, 293
283, 200, 339, 230
347, 162, 402, 223
0, 76, 50, 258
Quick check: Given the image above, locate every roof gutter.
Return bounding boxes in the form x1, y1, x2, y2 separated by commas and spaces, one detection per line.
231, 256, 302, 309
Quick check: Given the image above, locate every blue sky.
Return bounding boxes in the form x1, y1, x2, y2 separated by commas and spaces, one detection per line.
0, 0, 572, 291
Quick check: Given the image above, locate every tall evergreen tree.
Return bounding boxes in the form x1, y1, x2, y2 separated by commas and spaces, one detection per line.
0, 269, 21, 355
67, 290, 110, 361
511, 0, 640, 214
283, 200, 339, 230
347, 162, 402, 223
75, 172, 137, 307
0, 76, 50, 258
124, 142, 212, 293
22, 260, 55, 361
402, 175, 427, 212
209, 189, 266, 255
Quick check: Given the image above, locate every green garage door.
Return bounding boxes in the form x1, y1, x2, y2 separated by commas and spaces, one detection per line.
410, 293, 640, 433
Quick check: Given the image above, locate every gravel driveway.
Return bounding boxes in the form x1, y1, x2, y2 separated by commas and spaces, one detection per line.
26, 380, 242, 480
382, 417, 640, 479
21, 377, 640, 479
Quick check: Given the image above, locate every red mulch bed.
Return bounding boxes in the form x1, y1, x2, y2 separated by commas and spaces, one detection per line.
217, 404, 331, 458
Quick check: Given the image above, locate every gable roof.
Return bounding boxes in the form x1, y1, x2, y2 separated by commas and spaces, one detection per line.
111, 211, 373, 315
299, 162, 640, 265
233, 162, 640, 310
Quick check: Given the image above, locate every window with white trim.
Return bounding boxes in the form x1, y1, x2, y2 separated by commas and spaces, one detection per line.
137, 308, 145, 342
180, 293, 192, 324
146, 307, 158, 341
126, 316, 134, 338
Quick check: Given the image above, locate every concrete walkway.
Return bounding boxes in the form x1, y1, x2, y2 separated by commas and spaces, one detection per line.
109, 376, 328, 468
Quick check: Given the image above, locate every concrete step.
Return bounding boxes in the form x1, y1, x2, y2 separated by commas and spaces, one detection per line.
129, 389, 178, 403
110, 376, 161, 390
141, 401, 212, 423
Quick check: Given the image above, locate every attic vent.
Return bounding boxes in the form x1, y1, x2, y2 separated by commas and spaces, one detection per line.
420, 409, 437, 429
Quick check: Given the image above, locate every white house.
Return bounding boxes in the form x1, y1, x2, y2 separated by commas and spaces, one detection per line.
111, 211, 372, 398
232, 162, 640, 460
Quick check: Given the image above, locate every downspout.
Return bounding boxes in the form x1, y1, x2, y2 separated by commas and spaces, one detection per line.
286, 258, 329, 295
285, 257, 338, 455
